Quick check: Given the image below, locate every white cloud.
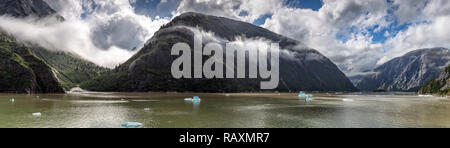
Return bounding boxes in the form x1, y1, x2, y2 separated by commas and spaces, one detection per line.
261, 0, 390, 77
174, 0, 281, 23
0, 0, 170, 68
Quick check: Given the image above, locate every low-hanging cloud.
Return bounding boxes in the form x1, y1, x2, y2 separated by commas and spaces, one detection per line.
0, 0, 170, 68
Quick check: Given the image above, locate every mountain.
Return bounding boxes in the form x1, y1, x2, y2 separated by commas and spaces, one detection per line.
31, 48, 109, 89
0, 0, 63, 20
356, 47, 450, 92
419, 65, 450, 95
0, 31, 64, 93
81, 12, 357, 92
0, 0, 106, 90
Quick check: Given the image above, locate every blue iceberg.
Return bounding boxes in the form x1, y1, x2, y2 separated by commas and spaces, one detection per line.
122, 122, 142, 127
193, 96, 201, 101
185, 96, 201, 102
299, 92, 313, 98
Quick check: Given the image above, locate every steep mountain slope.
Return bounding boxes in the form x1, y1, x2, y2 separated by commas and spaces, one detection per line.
31, 48, 109, 89
0, 0, 106, 89
0, 31, 64, 93
356, 47, 450, 92
419, 65, 450, 95
81, 12, 357, 92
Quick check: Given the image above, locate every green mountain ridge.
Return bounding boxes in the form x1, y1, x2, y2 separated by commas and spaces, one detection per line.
31, 48, 109, 90
0, 31, 64, 93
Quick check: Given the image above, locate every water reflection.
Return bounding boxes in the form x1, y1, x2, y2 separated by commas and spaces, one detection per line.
0, 92, 450, 128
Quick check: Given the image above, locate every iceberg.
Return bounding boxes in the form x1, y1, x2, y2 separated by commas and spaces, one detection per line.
185, 96, 201, 102
32, 112, 41, 117
299, 92, 313, 98
342, 99, 354, 102
122, 122, 142, 127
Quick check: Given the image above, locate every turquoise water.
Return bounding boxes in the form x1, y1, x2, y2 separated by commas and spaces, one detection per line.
1, 92, 449, 128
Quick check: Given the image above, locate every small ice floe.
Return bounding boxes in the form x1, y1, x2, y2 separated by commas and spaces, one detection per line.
32, 112, 42, 117
299, 91, 313, 98
225, 94, 231, 97
10, 98, 15, 103
342, 99, 354, 102
299, 92, 313, 102
418, 94, 433, 97
184, 96, 201, 102
144, 108, 151, 111
122, 122, 142, 128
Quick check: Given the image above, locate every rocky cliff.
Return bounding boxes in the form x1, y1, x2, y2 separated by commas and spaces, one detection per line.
357, 47, 450, 92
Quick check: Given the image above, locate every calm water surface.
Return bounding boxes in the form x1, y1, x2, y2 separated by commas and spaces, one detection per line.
1, 92, 449, 128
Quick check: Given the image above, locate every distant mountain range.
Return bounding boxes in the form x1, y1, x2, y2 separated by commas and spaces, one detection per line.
356, 47, 450, 92
80, 12, 357, 92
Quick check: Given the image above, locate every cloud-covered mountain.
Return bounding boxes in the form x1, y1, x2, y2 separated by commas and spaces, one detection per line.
356, 47, 450, 92
0, 0, 108, 90
81, 12, 357, 92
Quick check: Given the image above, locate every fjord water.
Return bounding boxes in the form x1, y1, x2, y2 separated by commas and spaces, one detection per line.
1, 92, 450, 128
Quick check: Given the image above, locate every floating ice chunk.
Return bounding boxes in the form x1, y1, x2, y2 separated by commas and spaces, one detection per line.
32, 112, 41, 117
225, 94, 230, 97
342, 99, 354, 102
299, 92, 313, 98
10, 98, 15, 102
419, 95, 433, 97
144, 108, 151, 111
185, 96, 201, 102
305, 97, 313, 102
122, 122, 142, 127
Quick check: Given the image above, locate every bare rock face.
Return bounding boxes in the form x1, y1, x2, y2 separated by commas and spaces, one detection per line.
357, 47, 450, 92
81, 12, 357, 92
